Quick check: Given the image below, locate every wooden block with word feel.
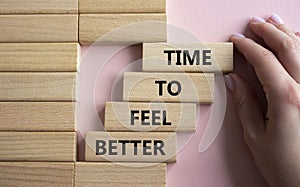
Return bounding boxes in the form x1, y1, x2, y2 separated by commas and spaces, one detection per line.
75, 162, 166, 187
79, 0, 165, 13
0, 73, 77, 101
0, 15, 78, 43
143, 43, 233, 73
0, 102, 76, 132
79, 14, 166, 45
0, 132, 76, 161
105, 102, 196, 132
123, 72, 214, 103
0, 43, 79, 72
0, 0, 78, 14
85, 131, 176, 162
0, 162, 74, 187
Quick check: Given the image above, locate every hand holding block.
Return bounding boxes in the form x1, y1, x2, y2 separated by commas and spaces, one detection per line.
123, 72, 214, 103
85, 131, 176, 162
143, 43, 233, 72
105, 102, 196, 132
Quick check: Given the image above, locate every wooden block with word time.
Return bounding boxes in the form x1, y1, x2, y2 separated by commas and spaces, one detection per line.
0, 43, 79, 72
123, 72, 214, 103
143, 43, 233, 73
0, 132, 76, 161
85, 131, 176, 162
0, 15, 78, 42
105, 102, 196, 132
75, 162, 166, 187
79, 14, 166, 45
0, 162, 74, 187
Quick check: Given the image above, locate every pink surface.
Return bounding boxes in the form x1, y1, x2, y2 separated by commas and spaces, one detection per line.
78, 0, 300, 186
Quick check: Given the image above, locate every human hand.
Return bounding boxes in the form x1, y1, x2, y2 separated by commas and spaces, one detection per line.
225, 14, 300, 187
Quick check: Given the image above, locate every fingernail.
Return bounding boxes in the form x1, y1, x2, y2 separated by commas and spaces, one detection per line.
296, 30, 300, 37
252, 16, 265, 23
232, 33, 245, 38
270, 13, 284, 24
224, 75, 234, 92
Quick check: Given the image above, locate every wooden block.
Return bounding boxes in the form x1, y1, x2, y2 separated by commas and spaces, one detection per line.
0, 15, 78, 43
0, 0, 78, 14
123, 72, 214, 103
79, 0, 165, 13
105, 102, 196, 132
0, 102, 76, 131
85, 131, 176, 162
0, 73, 77, 101
0, 132, 76, 161
143, 43, 233, 72
0, 43, 79, 72
79, 14, 166, 45
0, 162, 74, 187
75, 162, 166, 187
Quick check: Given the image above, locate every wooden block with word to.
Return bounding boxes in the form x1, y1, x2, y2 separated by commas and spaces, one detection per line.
0, 162, 74, 187
143, 43, 233, 73
105, 102, 196, 132
0, 15, 78, 43
0, 0, 78, 14
0, 102, 76, 132
79, 0, 165, 13
0, 43, 79, 72
123, 72, 214, 103
75, 162, 166, 187
0, 132, 76, 161
85, 131, 176, 162
0, 73, 77, 101
79, 14, 166, 45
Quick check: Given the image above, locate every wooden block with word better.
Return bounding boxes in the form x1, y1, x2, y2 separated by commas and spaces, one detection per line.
79, 0, 165, 13
0, 43, 79, 72
85, 131, 176, 162
75, 162, 166, 187
0, 102, 76, 132
0, 15, 78, 43
0, 162, 74, 187
143, 43, 233, 73
0, 132, 76, 161
0, 73, 77, 101
105, 102, 196, 132
123, 72, 214, 103
79, 14, 166, 45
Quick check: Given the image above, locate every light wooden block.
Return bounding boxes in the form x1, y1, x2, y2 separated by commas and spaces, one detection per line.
85, 131, 176, 162
79, 0, 165, 13
0, 15, 78, 43
79, 14, 166, 45
0, 43, 79, 72
105, 102, 196, 132
0, 73, 77, 101
143, 43, 233, 72
75, 162, 166, 187
0, 0, 78, 14
0, 162, 74, 187
0, 102, 76, 131
0, 132, 76, 161
123, 72, 214, 103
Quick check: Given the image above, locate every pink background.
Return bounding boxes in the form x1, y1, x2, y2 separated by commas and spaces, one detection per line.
78, 0, 300, 186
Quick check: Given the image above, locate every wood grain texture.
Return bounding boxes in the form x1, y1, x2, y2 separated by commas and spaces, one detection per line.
0, 132, 76, 161
0, 43, 79, 72
0, 162, 74, 187
123, 72, 214, 103
75, 162, 166, 187
0, 73, 77, 101
143, 43, 233, 72
79, 14, 166, 45
105, 102, 196, 132
85, 131, 176, 162
0, 15, 78, 43
0, 0, 78, 14
0, 102, 76, 131
79, 0, 165, 13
